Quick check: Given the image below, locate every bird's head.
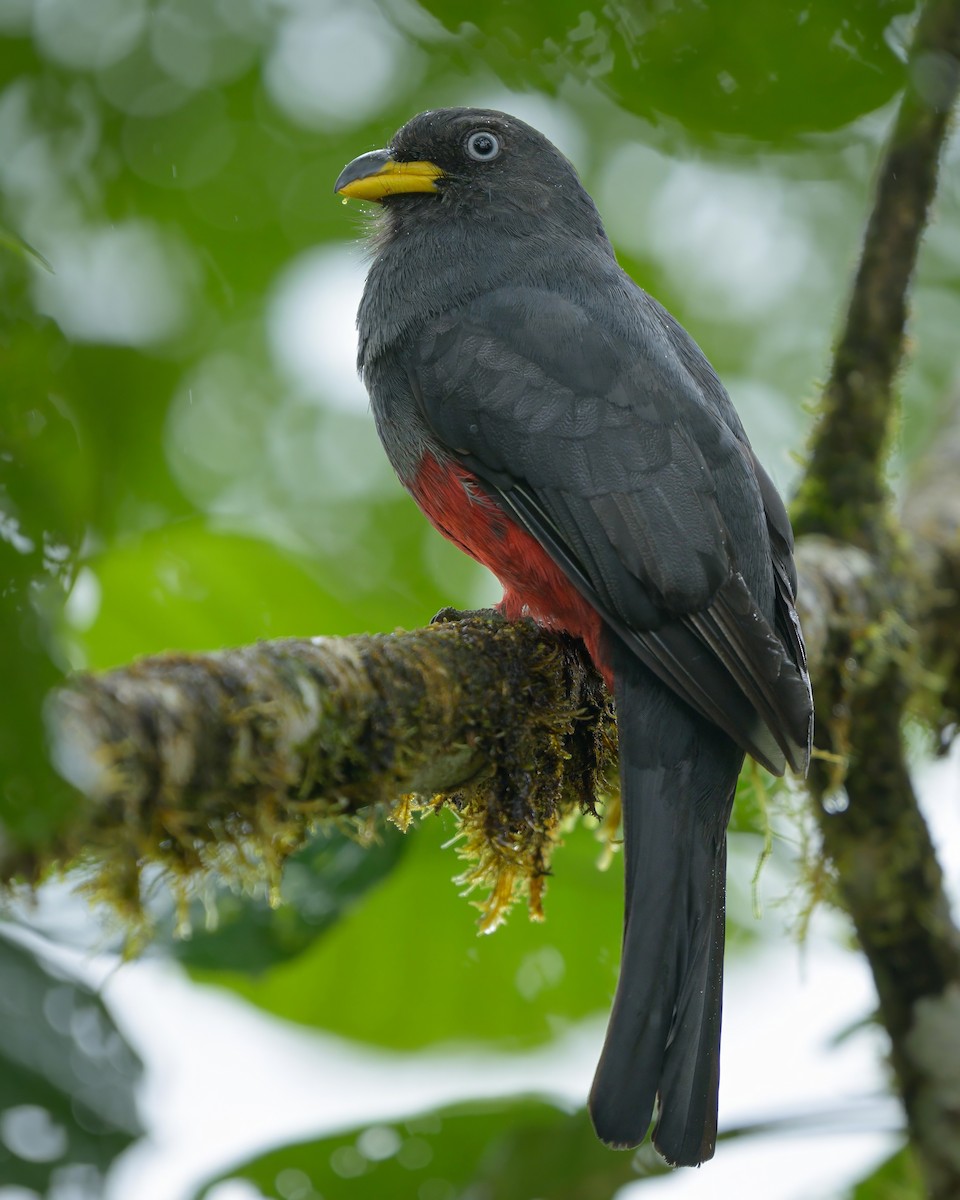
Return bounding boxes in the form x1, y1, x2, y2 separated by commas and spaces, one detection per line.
335, 107, 606, 242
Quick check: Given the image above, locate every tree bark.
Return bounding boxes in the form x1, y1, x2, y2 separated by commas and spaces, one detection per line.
791, 0, 960, 1190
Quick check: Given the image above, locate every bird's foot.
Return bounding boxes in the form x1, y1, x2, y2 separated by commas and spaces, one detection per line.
430, 605, 502, 626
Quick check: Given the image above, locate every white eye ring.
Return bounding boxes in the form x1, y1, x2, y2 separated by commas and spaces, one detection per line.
465, 130, 501, 161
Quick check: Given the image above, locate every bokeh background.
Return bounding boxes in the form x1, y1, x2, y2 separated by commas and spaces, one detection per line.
2, 1, 960, 1197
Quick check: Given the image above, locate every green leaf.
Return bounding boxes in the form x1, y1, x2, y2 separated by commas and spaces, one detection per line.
194, 1098, 657, 1200
416, 0, 914, 141
468, 1106, 670, 1199
0, 226, 53, 272
197, 1089, 899, 1200
190, 813, 624, 1049
171, 824, 409, 974
0, 931, 143, 1193
70, 505, 486, 670
850, 1144, 922, 1199
73, 520, 416, 669
0, 583, 72, 851
0, 329, 93, 852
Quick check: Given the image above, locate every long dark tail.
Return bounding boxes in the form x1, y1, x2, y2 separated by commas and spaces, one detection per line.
588, 647, 743, 1166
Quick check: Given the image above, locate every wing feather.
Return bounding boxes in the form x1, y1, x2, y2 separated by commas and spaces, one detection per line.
410, 286, 811, 772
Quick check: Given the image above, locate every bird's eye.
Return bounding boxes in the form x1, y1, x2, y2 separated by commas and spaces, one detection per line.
465, 130, 501, 162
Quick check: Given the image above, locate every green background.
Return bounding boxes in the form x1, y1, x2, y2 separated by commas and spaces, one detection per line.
2, 0, 955, 1196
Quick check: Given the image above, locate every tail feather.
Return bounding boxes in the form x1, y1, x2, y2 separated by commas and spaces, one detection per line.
654, 839, 727, 1164
588, 656, 742, 1166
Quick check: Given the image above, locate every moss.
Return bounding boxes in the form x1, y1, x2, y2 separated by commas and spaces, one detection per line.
34, 615, 618, 940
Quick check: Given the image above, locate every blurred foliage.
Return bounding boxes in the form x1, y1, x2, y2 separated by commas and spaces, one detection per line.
0, 262, 86, 849
170, 823, 408, 975
422, 0, 917, 139
850, 1145, 923, 1199
202, 1091, 907, 1200
1, 0, 956, 1195
187, 812, 624, 1049
0, 931, 142, 1197
196, 1101, 668, 1200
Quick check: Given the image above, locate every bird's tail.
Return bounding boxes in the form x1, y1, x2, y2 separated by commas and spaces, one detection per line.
588, 648, 743, 1166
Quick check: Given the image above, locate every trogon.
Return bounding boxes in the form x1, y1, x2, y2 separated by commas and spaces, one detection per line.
335, 108, 812, 1167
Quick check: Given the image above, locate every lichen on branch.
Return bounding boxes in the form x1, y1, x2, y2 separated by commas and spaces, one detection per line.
793, 0, 960, 552
41, 614, 615, 930
788, 0, 960, 1190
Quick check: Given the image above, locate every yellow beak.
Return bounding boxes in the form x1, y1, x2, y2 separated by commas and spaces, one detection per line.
334, 149, 444, 201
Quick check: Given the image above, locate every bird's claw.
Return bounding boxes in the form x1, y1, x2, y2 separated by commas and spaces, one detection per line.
430, 605, 500, 626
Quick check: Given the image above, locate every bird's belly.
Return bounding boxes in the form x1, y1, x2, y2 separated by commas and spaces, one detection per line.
410, 452, 608, 680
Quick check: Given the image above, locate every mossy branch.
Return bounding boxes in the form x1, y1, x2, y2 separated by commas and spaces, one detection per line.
37, 615, 616, 931
790, 0, 960, 1193
793, 0, 960, 550
903, 393, 960, 740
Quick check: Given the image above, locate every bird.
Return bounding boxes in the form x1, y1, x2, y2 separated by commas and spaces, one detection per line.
335, 107, 812, 1167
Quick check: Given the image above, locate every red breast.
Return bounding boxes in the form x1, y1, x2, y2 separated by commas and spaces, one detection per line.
411, 452, 609, 683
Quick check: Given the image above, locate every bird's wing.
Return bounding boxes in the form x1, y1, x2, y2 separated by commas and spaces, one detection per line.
748, 448, 813, 765
408, 286, 811, 773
